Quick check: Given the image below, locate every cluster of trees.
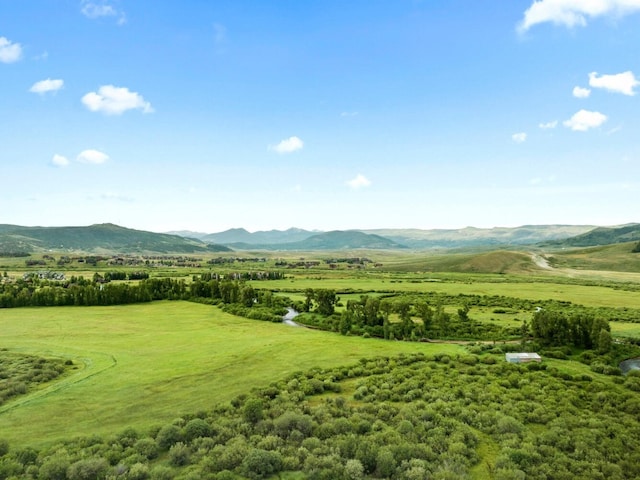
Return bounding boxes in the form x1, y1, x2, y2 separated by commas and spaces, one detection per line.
297, 291, 513, 341
531, 309, 612, 353
0, 274, 284, 313
2, 353, 639, 479
96, 271, 150, 282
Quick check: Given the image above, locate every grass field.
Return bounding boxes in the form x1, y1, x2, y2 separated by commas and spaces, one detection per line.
0, 301, 465, 448
264, 276, 640, 309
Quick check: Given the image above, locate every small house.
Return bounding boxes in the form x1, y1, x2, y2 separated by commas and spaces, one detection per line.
505, 352, 542, 364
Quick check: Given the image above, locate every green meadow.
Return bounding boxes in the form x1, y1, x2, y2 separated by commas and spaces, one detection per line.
267, 275, 640, 309
0, 301, 464, 448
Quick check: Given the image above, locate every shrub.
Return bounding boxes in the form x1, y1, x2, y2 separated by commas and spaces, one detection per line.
168, 442, 191, 466
66, 457, 109, 480
126, 462, 150, 480
38, 454, 70, 480
0, 439, 8, 457
241, 448, 283, 479
184, 418, 211, 440
156, 424, 183, 450
134, 438, 159, 460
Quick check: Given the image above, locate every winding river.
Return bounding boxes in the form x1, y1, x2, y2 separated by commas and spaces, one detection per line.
620, 357, 640, 374
283, 308, 303, 327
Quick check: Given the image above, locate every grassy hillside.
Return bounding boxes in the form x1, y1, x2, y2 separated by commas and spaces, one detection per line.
546, 223, 640, 248
365, 225, 595, 248
546, 241, 640, 272
0, 223, 231, 254
380, 250, 536, 274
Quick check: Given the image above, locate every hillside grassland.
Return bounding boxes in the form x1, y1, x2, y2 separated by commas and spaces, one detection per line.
0, 301, 465, 448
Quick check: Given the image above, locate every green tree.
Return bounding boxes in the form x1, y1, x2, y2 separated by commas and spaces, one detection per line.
314, 289, 337, 316
243, 398, 264, 425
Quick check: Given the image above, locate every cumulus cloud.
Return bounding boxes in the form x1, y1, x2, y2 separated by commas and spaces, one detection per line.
346, 174, 372, 189
518, 0, 640, 32
563, 109, 608, 131
539, 120, 558, 129
0, 36, 22, 63
269, 136, 304, 154
30, 78, 64, 94
572, 86, 591, 98
82, 85, 153, 115
589, 71, 639, 96
512, 132, 527, 143
81, 1, 126, 24
51, 154, 70, 167
77, 149, 109, 164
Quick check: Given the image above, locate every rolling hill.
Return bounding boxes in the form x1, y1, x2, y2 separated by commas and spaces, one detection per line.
226, 230, 407, 250
544, 223, 640, 248
0, 224, 231, 254
363, 225, 596, 248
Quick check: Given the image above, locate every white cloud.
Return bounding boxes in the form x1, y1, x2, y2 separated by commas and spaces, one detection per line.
340, 111, 359, 117
346, 174, 372, 189
82, 85, 153, 115
572, 86, 591, 98
512, 132, 527, 143
589, 71, 639, 96
81, 1, 126, 24
30, 78, 64, 94
77, 149, 109, 164
51, 154, 70, 167
0, 36, 22, 63
563, 109, 608, 131
539, 120, 558, 129
269, 136, 304, 154
518, 0, 640, 32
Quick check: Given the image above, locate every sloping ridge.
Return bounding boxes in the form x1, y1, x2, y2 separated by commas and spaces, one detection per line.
227, 230, 406, 250
547, 223, 640, 248
0, 223, 231, 254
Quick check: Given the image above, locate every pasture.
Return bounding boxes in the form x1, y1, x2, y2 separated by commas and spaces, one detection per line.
265, 275, 640, 309
0, 301, 464, 448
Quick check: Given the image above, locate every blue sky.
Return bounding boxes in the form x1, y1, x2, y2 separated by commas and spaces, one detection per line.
1, 0, 639, 233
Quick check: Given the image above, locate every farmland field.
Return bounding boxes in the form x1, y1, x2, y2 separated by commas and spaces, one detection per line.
0, 301, 465, 448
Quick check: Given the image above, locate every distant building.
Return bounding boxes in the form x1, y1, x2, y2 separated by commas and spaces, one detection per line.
505, 352, 542, 364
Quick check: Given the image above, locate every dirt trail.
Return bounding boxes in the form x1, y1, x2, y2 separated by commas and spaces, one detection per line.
530, 253, 553, 270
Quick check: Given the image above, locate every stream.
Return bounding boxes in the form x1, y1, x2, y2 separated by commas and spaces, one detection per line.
283, 308, 303, 327
619, 357, 640, 374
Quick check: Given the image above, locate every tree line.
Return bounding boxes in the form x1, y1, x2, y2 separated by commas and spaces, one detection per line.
0, 273, 284, 311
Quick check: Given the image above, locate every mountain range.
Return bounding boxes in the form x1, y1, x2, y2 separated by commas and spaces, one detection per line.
0, 223, 230, 254
1, 223, 638, 254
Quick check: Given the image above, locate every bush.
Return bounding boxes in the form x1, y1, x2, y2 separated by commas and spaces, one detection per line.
134, 438, 159, 460
241, 448, 283, 479
0, 439, 8, 457
126, 462, 150, 480
156, 424, 183, 450
66, 457, 109, 480
184, 418, 211, 441
168, 442, 191, 466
